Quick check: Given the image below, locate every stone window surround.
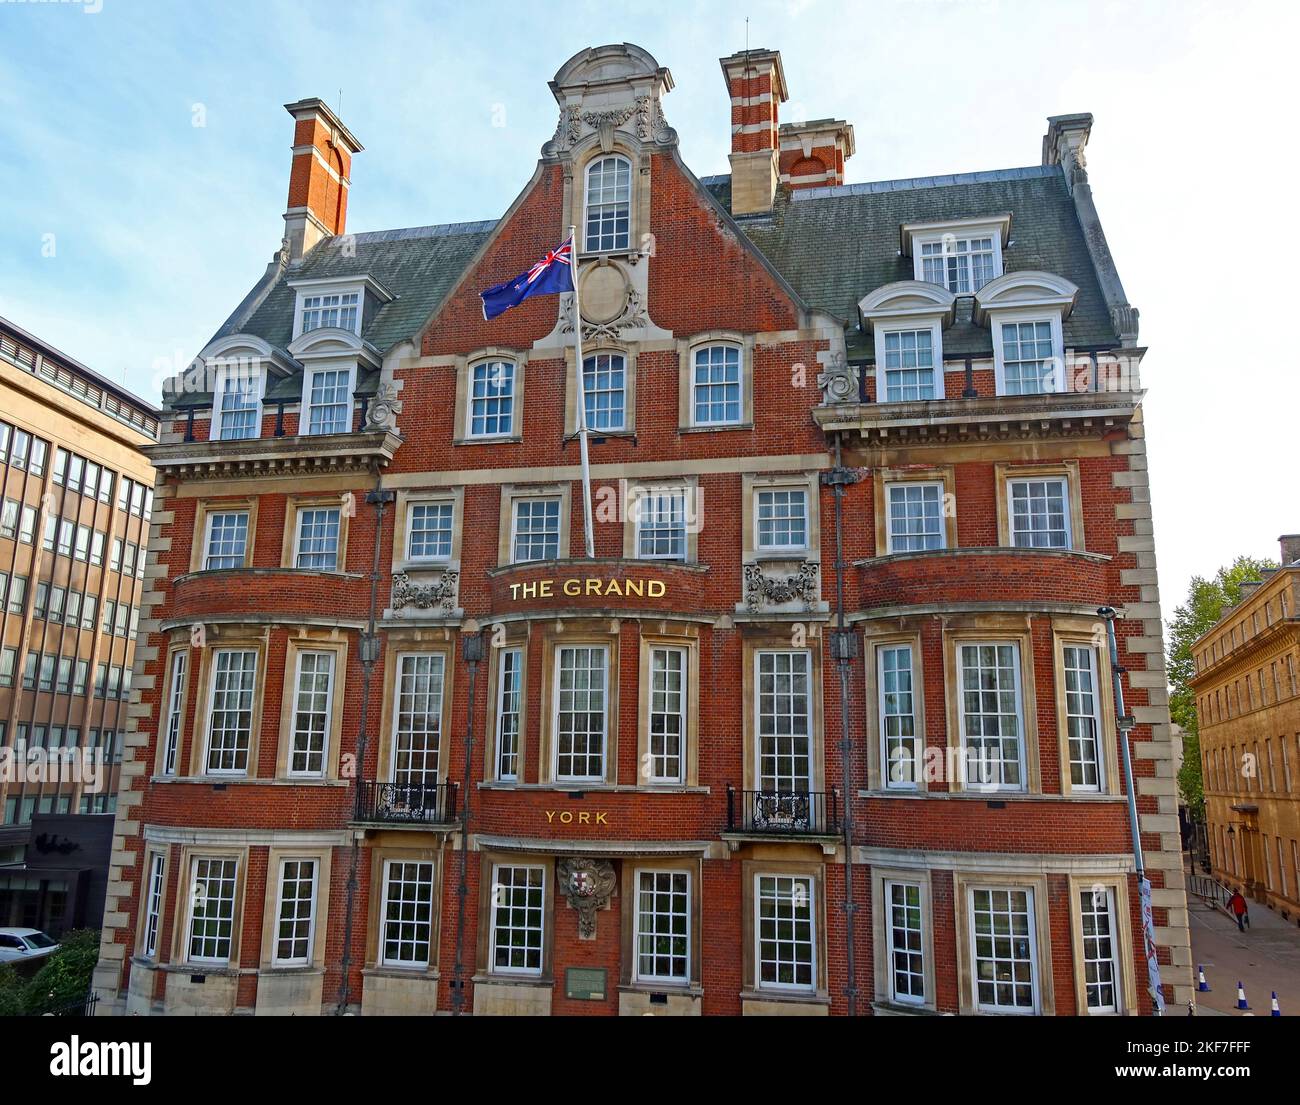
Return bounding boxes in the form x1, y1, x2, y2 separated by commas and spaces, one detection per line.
374, 630, 457, 786
497, 482, 572, 567
134, 845, 169, 964
940, 614, 1041, 795
169, 845, 249, 971
869, 865, 937, 1012
871, 319, 947, 402
185, 628, 270, 780
564, 344, 637, 438
154, 639, 193, 777
473, 850, 557, 982
872, 464, 957, 556
994, 459, 1085, 552
453, 348, 528, 445
952, 869, 1054, 1016
1051, 615, 1120, 797
536, 621, 620, 788
861, 623, 929, 794
258, 846, 334, 971
740, 470, 821, 565
739, 857, 830, 1005
190, 497, 259, 573
635, 624, 701, 788
620, 474, 700, 563
208, 362, 265, 443
990, 308, 1067, 396
274, 631, 350, 781
298, 361, 359, 435
364, 844, 445, 977
677, 332, 755, 432
567, 140, 651, 261
1065, 873, 1138, 1016
281, 493, 352, 571
741, 634, 826, 795
619, 855, 702, 990
392, 486, 464, 574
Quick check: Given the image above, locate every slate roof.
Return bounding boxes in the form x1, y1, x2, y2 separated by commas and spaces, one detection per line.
188, 161, 1118, 408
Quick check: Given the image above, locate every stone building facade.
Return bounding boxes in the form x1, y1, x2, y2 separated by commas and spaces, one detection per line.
92, 43, 1189, 1015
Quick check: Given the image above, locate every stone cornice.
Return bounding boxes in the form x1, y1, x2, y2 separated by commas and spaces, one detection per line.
1189, 616, 1300, 688
144, 429, 401, 479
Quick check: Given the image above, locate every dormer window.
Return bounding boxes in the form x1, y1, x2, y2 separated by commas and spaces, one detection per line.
857, 281, 957, 405
901, 216, 1011, 294
997, 318, 1061, 395
214, 366, 263, 441
584, 156, 631, 252
973, 271, 1079, 398
303, 366, 354, 435
300, 292, 359, 334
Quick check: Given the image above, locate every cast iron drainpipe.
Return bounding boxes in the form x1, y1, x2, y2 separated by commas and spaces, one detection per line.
822, 433, 862, 1015
450, 630, 484, 1014
336, 477, 393, 1014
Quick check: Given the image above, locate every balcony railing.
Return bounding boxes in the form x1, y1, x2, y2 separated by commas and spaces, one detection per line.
354, 779, 459, 825
726, 786, 840, 836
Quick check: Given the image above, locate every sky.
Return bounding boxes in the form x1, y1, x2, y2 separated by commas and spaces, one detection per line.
1, 0, 1296, 617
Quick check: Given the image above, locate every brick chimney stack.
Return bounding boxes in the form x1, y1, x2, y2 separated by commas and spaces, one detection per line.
282, 98, 364, 264
779, 118, 854, 190
1280, 534, 1300, 566
719, 48, 788, 215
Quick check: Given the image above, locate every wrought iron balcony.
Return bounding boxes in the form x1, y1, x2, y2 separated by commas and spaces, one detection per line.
354, 779, 459, 825
726, 786, 840, 836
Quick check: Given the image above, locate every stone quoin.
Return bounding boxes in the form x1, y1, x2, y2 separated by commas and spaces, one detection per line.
92, 42, 1190, 1016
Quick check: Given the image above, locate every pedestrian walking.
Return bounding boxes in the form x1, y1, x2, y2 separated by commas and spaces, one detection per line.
1228, 889, 1250, 932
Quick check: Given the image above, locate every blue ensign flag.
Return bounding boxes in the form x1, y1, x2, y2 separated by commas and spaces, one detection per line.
480, 235, 575, 320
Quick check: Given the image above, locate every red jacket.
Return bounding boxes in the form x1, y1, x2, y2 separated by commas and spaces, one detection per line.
1229, 892, 1248, 915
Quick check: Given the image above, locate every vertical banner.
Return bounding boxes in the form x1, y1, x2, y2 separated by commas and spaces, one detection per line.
1139, 876, 1166, 1014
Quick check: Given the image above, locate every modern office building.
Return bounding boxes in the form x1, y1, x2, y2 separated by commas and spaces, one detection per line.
94, 43, 1189, 1015
0, 315, 159, 932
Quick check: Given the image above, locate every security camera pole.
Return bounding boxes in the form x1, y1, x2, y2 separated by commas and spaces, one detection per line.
1098, 605, 1165, 1015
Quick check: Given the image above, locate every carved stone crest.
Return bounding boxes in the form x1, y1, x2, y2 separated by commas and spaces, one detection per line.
581, 106, 635, 153
392, 570, 458, 614
364, 382, 403, 432
744, 560, 820, 613
816, 350, 856, 405
556, 857, 617, 939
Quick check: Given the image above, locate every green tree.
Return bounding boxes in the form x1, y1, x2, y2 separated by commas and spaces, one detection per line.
1166, 555, 1276, 819
18, 929, 100, 1015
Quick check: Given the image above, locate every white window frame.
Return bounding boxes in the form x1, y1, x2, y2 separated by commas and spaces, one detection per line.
202, 510, 249, 571
379, 859, 435, 969
186, 856, 239, 965
690, 344, 743, 427
956, 642, 1026, 792
1078, 885, 1121, 1014
553, 645, 608, 783
143, 853, 165, 959
466, 359, 516, 439
884, 481, 946, 553
510, 496, 562, 564
288, 650, 334, 778
583, 154, 632, 253
754, 873, 817, 993
203, 649, 258, 776
877, 322, 945, 403
293, 284, 365, 338
489, 863, 545, 976
635, 486, 688, 561
878, 644, 920, 791
993, 311, 1065, 396
755, 649, 813, 793
633, 868, 691, 985
301, 364, 356, 436
884, 879, 926, 1005
1007, 476, 1072, 550
495, 647, 523, 782
968, 885, 1039, 1014
1064, 644, 1104, 792
912, 229, 1003, 293
272, 857, 318, 967
293, 506, 342, 571
405, 500, 455, 563
162, 649, 187, 776
581, 351, 627, 432
211, 364, 264, 442
753, 486, 810, 554
647, 646, 687, 784
390, 652, 445, 790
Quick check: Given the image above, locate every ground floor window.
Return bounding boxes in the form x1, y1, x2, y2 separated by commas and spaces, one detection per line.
1079, 887, 1119, 1012
755, 873, 815, 991
969, 886, 1037, 1012
886, 880, 925, 1004
635, 869, 689, 983
187, 857, 238, 964
380, 860, 434, 968
490, 864, 544, 975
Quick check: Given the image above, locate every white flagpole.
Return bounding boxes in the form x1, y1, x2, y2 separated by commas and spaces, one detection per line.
568, 225, 596, 559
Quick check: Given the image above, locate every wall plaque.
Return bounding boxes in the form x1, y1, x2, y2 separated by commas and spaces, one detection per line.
565, 967, 607, 1001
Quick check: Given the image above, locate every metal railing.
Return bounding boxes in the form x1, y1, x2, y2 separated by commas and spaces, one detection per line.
39, 991, 99, 1017
353, 779, 459, 825
1187, 872, 1235, 916
726, 786, 840, 835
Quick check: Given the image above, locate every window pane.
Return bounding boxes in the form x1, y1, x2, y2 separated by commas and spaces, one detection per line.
959, 643, 1023, 788
295, 508, 341, 570
757, 651, 811, 792
584, 156, 631, 252
637, 870, 689, 982
512, 498, 560, 563
1008, 479, 1069, 549
392, 653, 445, 790
205, 511, 248, 570
887, 881, 925, 1002
556, 646, 606, 780
971, 887, 1036, 1011
381, 860, 433, 967
469, 361, 514, 437
880, 645, 918, 788
887, 483, 944, 552
648, 648, 686, 783
757, 874, 815, 989
882, 329, 936, 402
756, 489, 807, 550
692, 345, 741, 425
582, 352, 625, 431
206, 650, 257, 774
305, 369, 352, 435
491, 864, 544, 973
408, 502, 453, 560
636, 489, 686, 560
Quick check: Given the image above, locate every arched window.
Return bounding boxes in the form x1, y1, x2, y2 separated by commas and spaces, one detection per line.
582, 352, 626, 431
584, 156, 631, 252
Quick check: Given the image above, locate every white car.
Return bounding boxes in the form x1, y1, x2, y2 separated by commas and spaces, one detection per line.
0, 928, 59, 964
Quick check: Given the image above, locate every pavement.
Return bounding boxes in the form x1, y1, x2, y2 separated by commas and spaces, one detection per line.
1186, 877, 1300, 1016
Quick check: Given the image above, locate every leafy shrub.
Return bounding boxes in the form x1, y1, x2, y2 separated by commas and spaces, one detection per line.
19, 929, 100, 1016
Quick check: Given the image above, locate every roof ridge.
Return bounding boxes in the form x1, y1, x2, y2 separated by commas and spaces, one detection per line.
792, 164, 1058, 200
347, 220, 499, 245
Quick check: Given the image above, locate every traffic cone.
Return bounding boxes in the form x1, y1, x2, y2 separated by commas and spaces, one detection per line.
1236, 981, 1249, 1010
1271, 992, 1281, 1016
1197, 965, 1211, 992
